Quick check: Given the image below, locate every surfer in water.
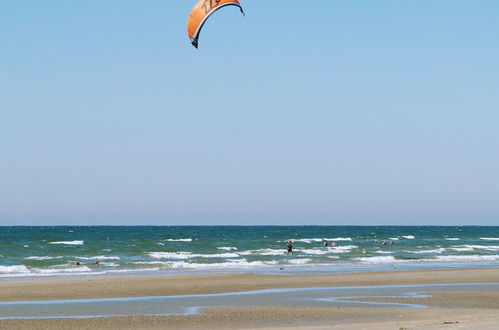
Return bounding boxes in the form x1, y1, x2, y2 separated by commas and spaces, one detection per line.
286, 241, 293, 255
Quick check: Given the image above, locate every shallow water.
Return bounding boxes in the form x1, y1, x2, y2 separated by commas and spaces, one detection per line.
1, 283, 498, 319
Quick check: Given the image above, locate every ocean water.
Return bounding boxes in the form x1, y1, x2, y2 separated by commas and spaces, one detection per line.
0, 226, 498, 278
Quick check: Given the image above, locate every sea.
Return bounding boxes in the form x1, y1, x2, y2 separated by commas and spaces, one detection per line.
1, 226, 498, 279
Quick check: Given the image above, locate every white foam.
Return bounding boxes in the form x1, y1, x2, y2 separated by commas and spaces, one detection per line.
100, 262, 119, 267
374, 250, 394, 254
444, 238, 460, 241
388, 238, 399, 241
354, 256, 399, 264
409, 248, 446, 254
300, 249, 329, 255
287, 258, 313, 265
196, 253, 240, 258
166, 259, 277, 270
148, 252, 193, 259
76, 256, 121, 260
0, 265, 31, 274
298, 245, 357, 255
288, 258, 312, 265
25, 256, 64, 261
402, 235, 415, 239
292, 237, 352, 243
49, 240, 84, 245
165, 238, 192, 242
459, 245, 499, 252
480, 238, 499, 241
450, 247, 474, 252
430, 255, 499, 262
32, 266, 93, 274
240, 249, 284, 256
148, 251, 240, 259
329, 245, 357, 253
217, 246, 238, 251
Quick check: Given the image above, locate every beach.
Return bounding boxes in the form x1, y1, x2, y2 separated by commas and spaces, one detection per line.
1, 268, 498, 329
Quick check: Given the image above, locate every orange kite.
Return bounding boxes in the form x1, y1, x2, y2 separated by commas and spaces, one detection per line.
187, 0, 245, 48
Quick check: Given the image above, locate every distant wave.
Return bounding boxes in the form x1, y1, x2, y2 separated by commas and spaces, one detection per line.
291, 238, 352, 243
76, 256, 121, 260
401, 235, 415, 239
354, 256, 399, 264
480, 237, 499, 241
25, 256, 64, 261
148, 251, 240, 259
430, 255, 499, 262
49, 240, 84, 245
217, 247, 238, 251
444, 238, 460, 241
165, 238, 193, 242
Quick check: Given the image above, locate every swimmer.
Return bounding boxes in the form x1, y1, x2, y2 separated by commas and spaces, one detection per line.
332, 241, 337, 247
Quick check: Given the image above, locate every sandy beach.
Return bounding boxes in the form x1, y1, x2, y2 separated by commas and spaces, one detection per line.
0, 268, 498, 329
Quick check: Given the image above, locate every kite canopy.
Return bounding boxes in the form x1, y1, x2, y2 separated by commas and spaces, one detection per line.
187, 0, 245, 48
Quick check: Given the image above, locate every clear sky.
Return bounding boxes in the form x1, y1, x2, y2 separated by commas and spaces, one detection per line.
1, 0, 498, 225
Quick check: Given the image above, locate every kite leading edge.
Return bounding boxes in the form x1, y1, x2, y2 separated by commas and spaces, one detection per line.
187, 0, 245, 49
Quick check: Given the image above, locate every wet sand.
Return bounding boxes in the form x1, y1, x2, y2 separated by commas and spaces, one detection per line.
0, 268, 498, 329
1, 267, 498, 301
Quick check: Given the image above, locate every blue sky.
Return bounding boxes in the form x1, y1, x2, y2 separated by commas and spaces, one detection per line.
1, 0, 498, 225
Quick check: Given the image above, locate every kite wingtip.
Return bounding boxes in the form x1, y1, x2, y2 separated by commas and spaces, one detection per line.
191, 40, 199, 49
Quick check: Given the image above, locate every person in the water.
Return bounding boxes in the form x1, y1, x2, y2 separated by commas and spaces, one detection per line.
286, 241, 293, 255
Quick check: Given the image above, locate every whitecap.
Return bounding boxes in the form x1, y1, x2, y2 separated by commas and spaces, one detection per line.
480, 238, 499, 241
25, 256, 64, 261
32, 266, 93, 274
430, 255, 499, 262
354, 256, 399, 264
49, 240, 84, 245
459, 245, 499, 252
408, 248, 446, 254
165, 238, 193, 242
76, 256, 121, 261
287, 258, 313, 265
0, 265, 31, 274
444, 238, 460, 241
148, 252, 192, 260
217, 247, 238, 251
291, 237, 352, 243
239, 249, 284, 256
166, 259, 277, 269
402, 235, 415, 239
299, 249, 328, 255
